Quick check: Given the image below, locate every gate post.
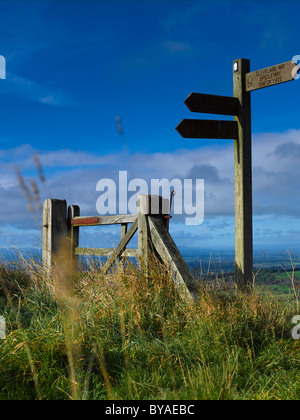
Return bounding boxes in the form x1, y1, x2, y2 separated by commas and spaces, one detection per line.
43, 199, 67, 276
67, 205, 80, 268
138, 195, 151, 271
138, 195, 169, 270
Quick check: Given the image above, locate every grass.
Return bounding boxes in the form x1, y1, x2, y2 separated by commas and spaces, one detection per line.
0, 254, 300, 400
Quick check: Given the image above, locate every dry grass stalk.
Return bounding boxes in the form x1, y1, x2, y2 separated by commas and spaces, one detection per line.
33, 153, 46, 183
30, 181, 42, 211
15, 167, 34, 212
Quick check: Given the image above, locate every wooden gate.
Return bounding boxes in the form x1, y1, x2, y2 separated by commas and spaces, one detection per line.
43, 195, 197, 300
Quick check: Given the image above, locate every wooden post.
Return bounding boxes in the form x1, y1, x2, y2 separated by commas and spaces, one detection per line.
67, 205, 80, 268
119, 223, 128, 268
43, 199, 67, 275
137, 195, 170, 270
138, 196, 196, 300
138, 195, 151, 271
120, 223, 128, 239
233, 59, 253, 291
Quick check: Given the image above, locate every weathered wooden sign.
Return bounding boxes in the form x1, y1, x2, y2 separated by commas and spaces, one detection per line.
176, 119, 238, 139
245, 60, 300, 92
184, 93, 239, 116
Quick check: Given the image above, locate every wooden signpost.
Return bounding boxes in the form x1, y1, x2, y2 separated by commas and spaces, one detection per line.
233, 59, 252, 291
176, 57, 300, 291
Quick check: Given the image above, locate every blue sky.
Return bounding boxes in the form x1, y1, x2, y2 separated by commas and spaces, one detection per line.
1, 0, 300, 255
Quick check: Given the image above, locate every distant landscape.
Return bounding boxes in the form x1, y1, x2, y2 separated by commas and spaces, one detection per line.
2, 246, 300, 296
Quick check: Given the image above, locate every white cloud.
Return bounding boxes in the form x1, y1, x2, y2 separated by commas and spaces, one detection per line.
2, 73, 75, 107
2, 128, 300, 248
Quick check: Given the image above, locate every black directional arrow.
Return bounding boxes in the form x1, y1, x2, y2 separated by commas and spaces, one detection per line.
176, 119, 238, 140
184, 93, 240, 116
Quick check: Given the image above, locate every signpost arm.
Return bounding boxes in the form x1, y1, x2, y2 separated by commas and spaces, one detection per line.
233, 58, 253, 291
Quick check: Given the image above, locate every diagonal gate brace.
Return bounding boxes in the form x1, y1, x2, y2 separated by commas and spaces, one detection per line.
103, 217, 138, 274
148, 216, 197, 300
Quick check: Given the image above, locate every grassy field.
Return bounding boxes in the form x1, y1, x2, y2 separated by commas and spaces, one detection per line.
0, 255, 300, 401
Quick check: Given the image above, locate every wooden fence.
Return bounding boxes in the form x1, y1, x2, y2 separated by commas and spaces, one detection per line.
43, 195, 197, 300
